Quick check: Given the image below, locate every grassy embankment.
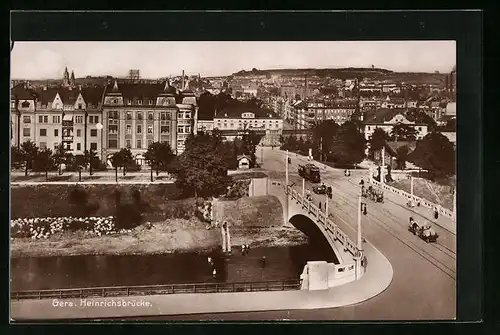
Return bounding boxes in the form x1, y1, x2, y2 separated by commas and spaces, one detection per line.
11, 174, 304, 257
388, 177, 454, 211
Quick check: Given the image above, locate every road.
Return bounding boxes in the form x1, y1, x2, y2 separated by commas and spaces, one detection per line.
133, 147, 456, 320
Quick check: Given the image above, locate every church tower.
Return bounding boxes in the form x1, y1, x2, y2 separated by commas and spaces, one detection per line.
70, 70, 76, 87
63, 67, 70, 86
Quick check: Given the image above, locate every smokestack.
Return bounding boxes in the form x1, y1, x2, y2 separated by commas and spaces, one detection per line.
182, 70, 185, 91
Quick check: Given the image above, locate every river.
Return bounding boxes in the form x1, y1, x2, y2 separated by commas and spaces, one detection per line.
11, 221, 338, 291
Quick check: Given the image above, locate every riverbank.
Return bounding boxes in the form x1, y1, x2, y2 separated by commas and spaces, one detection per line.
11, 217, 307, 258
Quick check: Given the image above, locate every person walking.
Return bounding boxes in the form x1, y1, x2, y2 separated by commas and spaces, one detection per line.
434, 207, 439, 220
319, 202, 322, 210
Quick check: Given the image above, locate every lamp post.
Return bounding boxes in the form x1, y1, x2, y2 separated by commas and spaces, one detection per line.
95, 123, 103, 162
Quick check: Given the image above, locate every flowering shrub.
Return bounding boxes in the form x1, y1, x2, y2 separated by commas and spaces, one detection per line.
10, 216, 117, 239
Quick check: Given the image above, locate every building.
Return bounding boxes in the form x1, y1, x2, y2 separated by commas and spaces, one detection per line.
363, 108, 428, 141
101, 80, 198, 162
293, 99, 357, 129
11, 82, 105, 156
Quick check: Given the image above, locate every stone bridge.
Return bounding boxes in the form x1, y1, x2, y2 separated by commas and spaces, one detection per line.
269, 180, 366, 289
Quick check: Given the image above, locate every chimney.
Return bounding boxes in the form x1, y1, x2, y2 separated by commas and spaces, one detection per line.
182, 70, 185, 91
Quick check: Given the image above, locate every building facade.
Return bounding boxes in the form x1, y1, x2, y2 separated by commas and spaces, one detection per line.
101, 80, 198, 163
363, 110, 428, 141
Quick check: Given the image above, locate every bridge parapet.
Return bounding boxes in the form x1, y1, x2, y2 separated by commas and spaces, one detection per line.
287, 186, 362, 259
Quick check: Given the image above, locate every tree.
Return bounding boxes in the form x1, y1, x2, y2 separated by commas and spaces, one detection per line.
169, 132, 232, 198
11, 146, 24, 169
309, 120, 340, 161
118, 148, 134, 176
144, 141, 175, 179
407, 110, 437, 131
409, 132, 455, 178
240, 130, 262, 167
35, 148, 54, 181
395, 145, 410, 170
368, 128, 390, 159
20, 141, 38, 176
110, 152, 123, 182
328, 121, 366, 167
391, 123, 418, 141
52, 144, 68, 175
83, 149, 99, 175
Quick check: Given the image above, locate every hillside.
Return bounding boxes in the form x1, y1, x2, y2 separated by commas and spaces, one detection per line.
232, 68, 446, 85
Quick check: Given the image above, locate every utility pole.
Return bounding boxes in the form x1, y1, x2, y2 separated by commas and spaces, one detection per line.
325, 185, 329, 215
356, 194, 364, 280
381, 145, 385, 185
302, 177, 305, 199
410, 175, 414, 196
261, 146, 264, 165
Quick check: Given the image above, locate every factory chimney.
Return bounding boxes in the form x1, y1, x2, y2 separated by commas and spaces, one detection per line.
182, 70, 185, 91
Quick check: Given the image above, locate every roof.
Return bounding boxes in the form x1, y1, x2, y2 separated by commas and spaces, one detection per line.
215, 104, 279, 119
364, 108, 406, 124
11, 84, 39, 101
385, 141, 416, 156
112, 82, 165, 101
81, 86, 106, 106
237, 154, 251, 160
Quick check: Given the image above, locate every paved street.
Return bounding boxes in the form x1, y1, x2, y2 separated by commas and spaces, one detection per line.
136, 147, 456, 320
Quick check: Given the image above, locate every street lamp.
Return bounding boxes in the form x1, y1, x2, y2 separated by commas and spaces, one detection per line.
95, 123, 103, 162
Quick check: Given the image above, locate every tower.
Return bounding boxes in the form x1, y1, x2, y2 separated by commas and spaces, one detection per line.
70, 70, 76, 87
63, 67, 70, 86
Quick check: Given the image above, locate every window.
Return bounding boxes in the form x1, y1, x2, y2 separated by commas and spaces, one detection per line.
109, 139, 118, 148
77, 143, 81, 151
23, 116, 31, 123
21, 101, 30, 108
75, 116, 83, 123
185, 112, 191, 119
177, 140, 184, 147
39, 142, 47, 150
108, 111, 118, 119
126, 139, 131, 148
89, 116, 99, 124
54, 142, 59, 149
91, 129, 97, 137
149, 99, 154, 105
76, 129, 81, 137
127, 100, 132, 105
178, 126, 184, 133
138, 100, 143, 105
160, 112, 170, 121
78, 104, 82, 110
137, 112, 143, 120
126, 112, 132, 120
23, 128, 30, 137
54, 129, 59, 137
147, 125, 153, 134
148, 139, 153, 147
53, 115, 61, 123
137, 125, 142, 134
148, 112, 153, 121
136, 140, 142, 149
161, 125, 169, 134
90, 143, 97, 151
109, 125, 118, 134
418, 127, 422, 131
38, 115, 48, 123
125, 125, 131, 135
186, 126, 191, 134
40, 129, 47, 136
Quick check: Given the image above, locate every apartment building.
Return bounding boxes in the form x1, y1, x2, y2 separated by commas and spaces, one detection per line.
363, 108, 428, 141
102, 80, 198, 162
292, 99, 357, 129
11, 83, 105, 156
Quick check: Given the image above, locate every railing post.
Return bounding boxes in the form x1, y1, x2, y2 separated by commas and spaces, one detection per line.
127, 287, 130, 296
233, 282, 235, 292
102, 288, 105, 297
282, 281, 285, 290
194, 284, 197, 293
250, 283, 253, 291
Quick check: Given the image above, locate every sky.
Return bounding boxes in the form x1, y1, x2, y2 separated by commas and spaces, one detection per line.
11, 41, 456, 80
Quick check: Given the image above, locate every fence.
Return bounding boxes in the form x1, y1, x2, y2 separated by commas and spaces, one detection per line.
369, 177, 455, 220
11, 279, 301, 301
288, 186, 360, 258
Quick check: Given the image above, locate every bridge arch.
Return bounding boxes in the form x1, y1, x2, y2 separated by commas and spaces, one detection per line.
289, 213, 345, 264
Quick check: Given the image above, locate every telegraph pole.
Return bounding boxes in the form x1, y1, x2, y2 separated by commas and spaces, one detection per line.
381, 145, 385, 184
410, 175, 414, 196
356, 194, 364, 280
325, 184, 329, 215
302, 177, 305, 198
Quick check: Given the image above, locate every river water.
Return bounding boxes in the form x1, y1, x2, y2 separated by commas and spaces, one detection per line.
11, 222, 338, 291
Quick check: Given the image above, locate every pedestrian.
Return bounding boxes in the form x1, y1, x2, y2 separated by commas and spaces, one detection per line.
360, 179, 364, 186
260, 256, 267, 267
434, 207, 439, 220
241, 245, 246, 255
319, 202, 322, 210
212, 268, 217, 277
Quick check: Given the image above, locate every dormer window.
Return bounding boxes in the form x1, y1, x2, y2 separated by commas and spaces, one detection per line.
138, 100, 142, 105
78, 104, 82, 110
149, 99, 154, 105
21, 101, 30, 108
127, 100, 132, 105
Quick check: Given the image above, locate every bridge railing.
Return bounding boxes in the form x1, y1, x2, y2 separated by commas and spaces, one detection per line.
288, 186, 359, 257
11, 279, 302, 301
369, 177, 455, 220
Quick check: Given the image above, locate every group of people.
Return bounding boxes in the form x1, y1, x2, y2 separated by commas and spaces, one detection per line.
207, 257, 217, 278
344, 169, 351, 177
241, 244, 251, 255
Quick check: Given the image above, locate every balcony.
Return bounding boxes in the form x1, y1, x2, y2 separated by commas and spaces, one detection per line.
62, 135, 74, 141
